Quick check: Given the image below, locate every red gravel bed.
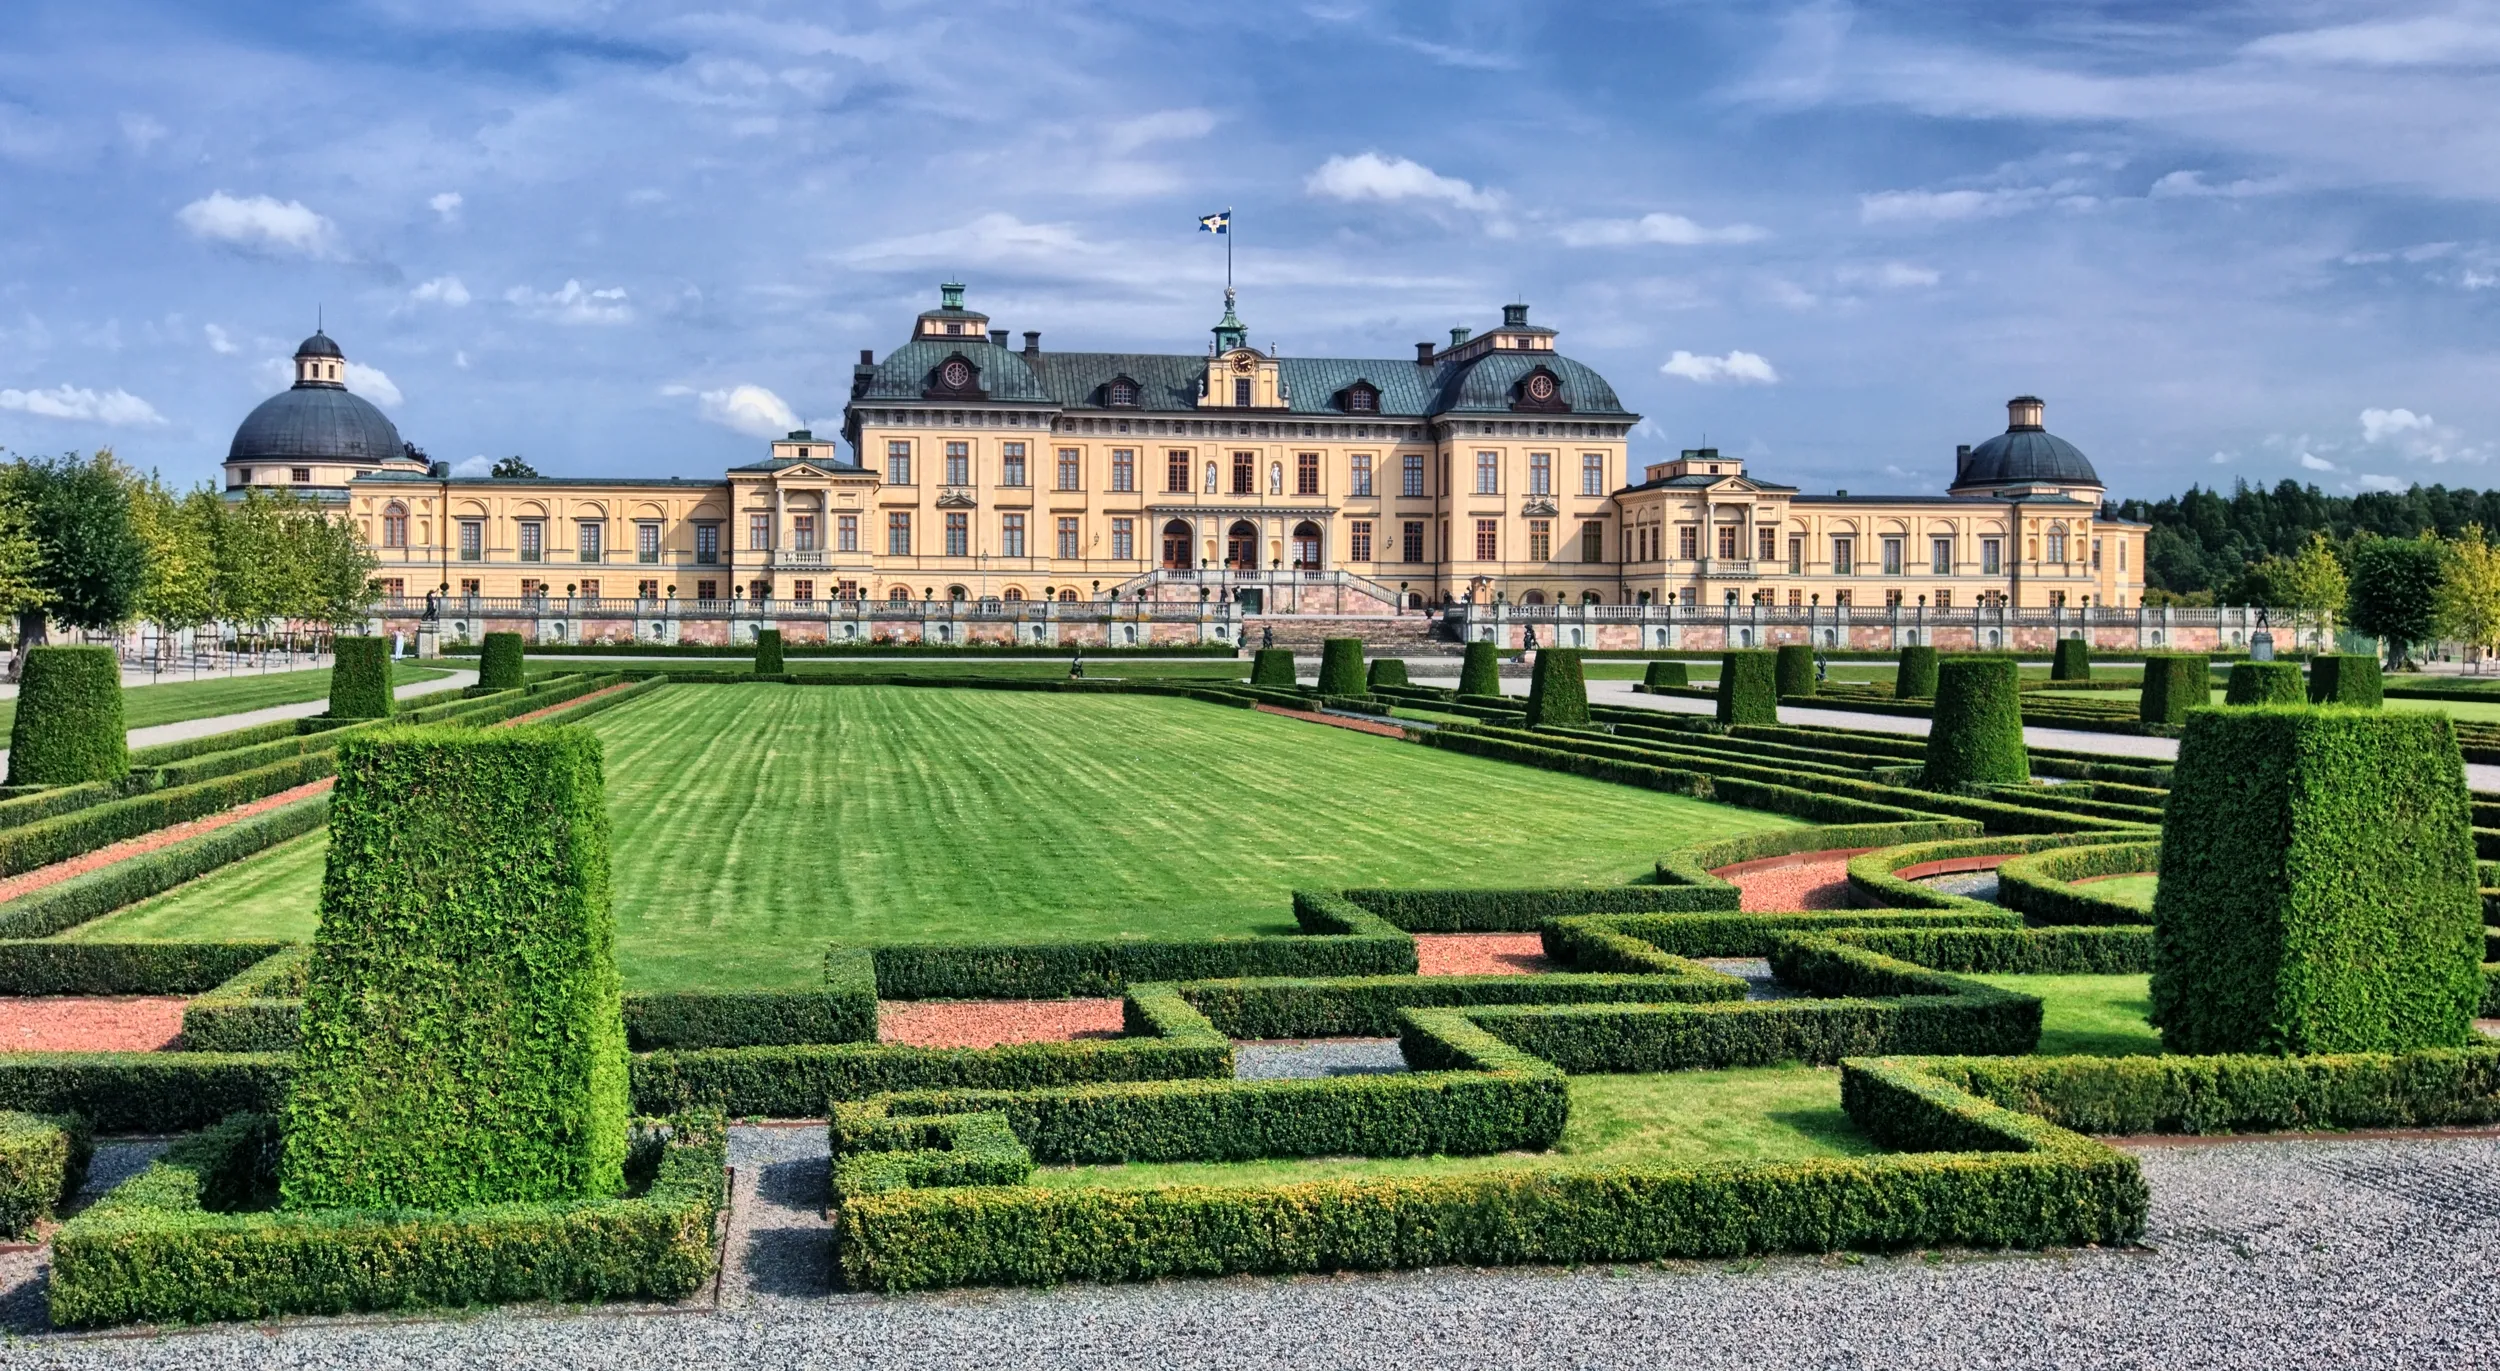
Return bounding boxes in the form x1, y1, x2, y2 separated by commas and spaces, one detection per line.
499, 681, 638, 728
0, 996, 187, 1051
877, 998, 1126, 1048
1416, 933, 1554, 976
0, 779, 334, 905
1251, 703, 1409, 738
1891, 855, 2015, 881
1707, 848, 1878, 912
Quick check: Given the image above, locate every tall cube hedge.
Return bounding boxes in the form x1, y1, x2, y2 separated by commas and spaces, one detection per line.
1894, 645, 1939, 700
2224, 661, 2303, 706
1317, 638, 1367, 696
2309, 653, 2384, 708
1774, 644, 1816, 698
279, 727, 629, 1211
1717, 650, 1778, 726
1457, 640, 1502, 698
1366, 657, 1409, 691
1249, 648, 1297, 688
2050, 637, 2091, 681
1922, 657, 2029, 790
328, 636, 394, 720
2151, 708, 2483, 1056
1642, 660, 1689, 689
2138, 653, 2210, 725
5, 646, 126, 787
478, 632, 526, 691
754, 628, 785, 674
1523, 649, 1591, 729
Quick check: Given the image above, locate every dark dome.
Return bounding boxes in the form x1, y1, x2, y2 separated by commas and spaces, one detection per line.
1954, 397, 2100, 488
228, 385, 404, 464
295, 330, 343, 359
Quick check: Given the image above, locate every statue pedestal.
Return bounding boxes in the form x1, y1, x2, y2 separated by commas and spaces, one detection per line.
2250, 630, 2275, 662
414, 627, 441, 660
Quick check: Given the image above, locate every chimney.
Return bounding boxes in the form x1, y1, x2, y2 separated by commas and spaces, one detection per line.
1449, 326, 1472, 347
858, 349, 873, 365
2007, 395, 2045, 430
989, 328, 1009, 347
1415, 341, 1436, 365
1022, 330, 1041, 356
1955, 443, 1971, 480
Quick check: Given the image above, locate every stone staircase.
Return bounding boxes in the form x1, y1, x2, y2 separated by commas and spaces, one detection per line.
1239, 615, 1457, 656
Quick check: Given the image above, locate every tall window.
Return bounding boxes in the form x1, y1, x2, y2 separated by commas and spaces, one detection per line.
1718, 525, 1740, 560
380, 577, 404, 599
838, 514, 857, 552
1759, 527, 1777, 562
1233, 377, 1252, 407
1296, 451, 1320, 495
1349, 519, 1373, 562
1529, 452, 1552, 495
1057, 448, 1081, 490
695, 524, 720, 565
1932, 537, 1952, 574
1678, 526, 1698, 560
578, 521, 605, 562
1832, 537, 1855, 575
887, 512, 911, 556
1787, 536, 1803, 575
2091, 538, 2102, 570
793, 515, 817, 552
1231, 451, 1255, 494
637, 522, 660, 563
1001, 442, 1027, 487
1981, 538, 2002, 575
1403, 521, 1425, 562
1528, 519, 1551, 562
1111, 449, 1135, 492
382, 504, 408, 548
1582, 519, 1605, 563
1935, 589, 1952, 609
1403, 454, 1425, 497
1057, 517, 1080, 559
2046, 527, 2068, 563
578, 579, 599, 601
1167, 450, 1190, 492
749, 513, 771, 551
836, 580, 859, 601
1474, 518, 1499, 560
945, 512, 969, 557
1001, 513, 1025, 558
1882, 537, 1902, 575
1474, 451, 1499, 494
1111, 517, 1134, 560
459, 520, 483, 561
518, 521, 544, 563
694, 579, 716, 601
886, 440, 911, 486
945, 442, 970, 487
1351, 454, 1373, 496
1581, 453, 1605, 496
786, 579, 811, 601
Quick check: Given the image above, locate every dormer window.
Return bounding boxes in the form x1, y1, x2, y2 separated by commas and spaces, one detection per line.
796, 446, 810, 460
1342, 381, 1379, 414
946, 322, 962, 335
1107, 376, 1139, 407
924, 354, 986, 401
1511, 366, 1569, 413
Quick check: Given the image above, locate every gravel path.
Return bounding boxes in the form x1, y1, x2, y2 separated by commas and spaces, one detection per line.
5, 1131, 2498, 1366
1920, 871, 2004, 902
0, 998, 187, 1052
1692, 957, 1798, 1001
1712, 855, 1857, 911
1232, 1039, 1407, 1079
1413, 933, 1552, 976
876, 999, 1125, 1048
0, 779, 333, 902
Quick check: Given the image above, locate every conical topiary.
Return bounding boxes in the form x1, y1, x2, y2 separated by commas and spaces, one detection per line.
1894, 645, 1939, 700
1250, 648, 1297, 687
1923, 657, 2029, 790
1367, 657, 1409, 690
1457, 640, 1502, 697
1317, 638, 1367, 696
1524, 649, 1591, 729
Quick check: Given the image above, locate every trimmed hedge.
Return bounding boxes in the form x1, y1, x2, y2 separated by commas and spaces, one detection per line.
1334, 882, 1751, 930
1457, 640, 1502, 697
1249, 648, 1297, 688
754, 628, 785, 674
0, 1052, 291, 1133
282, 726, 631, 1212
1642, 660, 1690, 690
1717, 650, 1779, 725
1523, 648, 1590, 729
1897, 1046, 2500, 1137
49, 1112, 725, 1329
128, 717, 311, 770
2224, 661, 2303, 706
2138, 653, 2210, 724
1775, 644, 1816, 698
1317, 639, 1366, 696
1923, 657, 2028, 790
1366, 657, 1409, 690
2152, 707, 2484, 1055
1825, 926, 2154, 975
0, 796, 327, 940
1843, 832, 2122, 911
6, 646, 127, 787
1894, 645, 1939, 700
477, 631, 526, 689
0, 1111, 90, 1239
0, 751, 333, 880
1413, 726, 1946, 828
328, 637, 393, 719
1651, 820, 1981, 901
2308, 653, 2384, 708
1545, 909, 2017, 968
0, 940, 287, 999
178, 948, 308, 1052
1176, 967, 1743, 1039
2050, 637, 2091, 682
1996, 842, 2160, 926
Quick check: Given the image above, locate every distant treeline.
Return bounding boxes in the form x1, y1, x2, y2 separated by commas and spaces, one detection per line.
2114, 480, 2500, 603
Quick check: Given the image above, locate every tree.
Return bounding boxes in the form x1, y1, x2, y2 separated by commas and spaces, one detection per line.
211, 488, 295, 639
2273, 533, 2350, 650
127, 471, 220, 663
300, 500, 380, 627
2437, 527, 2500, 672
0, 484, 46, 639
1, 451, 145, 676
491, 456, 539, 479
2347, 535, 2446, 668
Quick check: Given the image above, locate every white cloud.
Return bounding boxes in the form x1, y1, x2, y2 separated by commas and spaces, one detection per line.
1305, 153, 1500, 212
429, 191, 463, 223
119, 113, 166, 151
692, 383, 801, 438
2243, 16, 2500, 68
2148, 170, 2287, 199
2361, 407, 2433, 443
1556, 211, 1766, 247
1104, 108, 1216, 154
1661, 350, 1780, 385
411, 275, 471, 306
1858, 184, 2074, 224
0, 384, 166, 426
2210, 452, 2233, 465
1837, 261, 1941, 288
450, 455, 492, 478
505, 279, 632, 325
345, 362, 402, 407
2299, 453, 2337, 471
840, 213, 1101, 268
2466, 270, 2499, 290
2355, 473, 2410, 493
175, 191, 339, 258
204, 323, 237, 354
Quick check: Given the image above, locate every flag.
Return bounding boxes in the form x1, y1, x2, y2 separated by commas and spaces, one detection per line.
1198, 210, 1230, 234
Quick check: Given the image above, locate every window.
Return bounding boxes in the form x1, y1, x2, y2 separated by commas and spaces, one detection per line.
1109, 378, 1138, 406
889, 585, 911, 603
1528, 519, 1551, 562
2049, 590, 2067, 609
382, 504, 408, 549
1834, 588, 1852, 608
837, 514, 857, 552
945, 442, 970, 487
749, 513, 771, 551
1474, 519, 1499, 560
1057, 448, 1081, 490
1345, 385, 1377, 413
1582, 520, 1605, 563
696, 580, 717, 601
577, 522, 603, 562
1296, 451, 1320, 495
1233, 377, 1252, 407
1787, 536, 1803, 576
1058, 588, 1078, 603
1931, 537, 1952, 575
291, 467, 311, 483
519, 521, 544, 563
1719, 525, 1740, 560
1111, 517, 1134, 560
458, 521, 483, 561
1403, 454, 1425, 497
1351, 454, 1374, 496
521, 579, 542, 599
2092, 538, 2103, 570
792, 514, 817, 552
887, 512, 911, 556
1832, 537, 1854, 575
578, 578, 600, 601
1403, 521, 1425, 563
1111, 449, 1135, 492
2119, 539, 2127, 570
380, 577, 404, 599
1167, 451, 1190, 492
1882, 537, 1902, 576
1680, 587, 1697, 607
638, 579, 659, 600
1581, 453, 1605, 496
1349, 519, 1373, 561
1001, 443, 1027, 487
1529, 452, 1552, 495
945, 512, 969, 557
695, 524, 720, 565
886, 441, 912, 486
2046, 527, 2068, 563
1982, 538, 2002, 575
1232, 451, 1255, 494
1001, 513, 1026, 558
1759, 528, 1777, 563
1474, 451, 1499, 494
751, 580, 771, 602
1886, 589, 1903, 608
836, 580, 859, 601
637, 522, 660, 563
1678, 526, 1699, 560
1935, 589, 1952, 609
235, 468, 252, 486
1057, 517, 1080, 559
1788, 589, 1802, 607
459, 578, 480, 598
793, 579, 814, 601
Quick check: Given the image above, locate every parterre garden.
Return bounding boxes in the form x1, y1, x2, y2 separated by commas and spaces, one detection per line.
0, 632, 2496, 1328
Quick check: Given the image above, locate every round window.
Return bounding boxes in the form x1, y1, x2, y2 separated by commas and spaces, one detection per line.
941, 360, 972, 388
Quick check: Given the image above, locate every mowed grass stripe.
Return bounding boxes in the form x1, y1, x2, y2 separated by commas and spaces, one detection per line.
63, 684, 1799, 992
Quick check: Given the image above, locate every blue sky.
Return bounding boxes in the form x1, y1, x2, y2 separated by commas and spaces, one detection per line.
2, 0, 2495, 499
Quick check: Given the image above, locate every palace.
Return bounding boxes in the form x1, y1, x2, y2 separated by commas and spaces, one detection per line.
230, 284, 2148, 645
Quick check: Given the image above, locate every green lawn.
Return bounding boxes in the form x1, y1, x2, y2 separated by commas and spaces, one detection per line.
1974, 973, 2160, 1056
66, 684, 1798, 992
1029, 1065, 1873, 1190
2079, 874, 2158, 909
0, 665, 453, 738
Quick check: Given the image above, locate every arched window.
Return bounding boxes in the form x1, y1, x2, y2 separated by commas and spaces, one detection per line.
1226, 520, 1258, 570
1058, 588, 1078, 602
2046, 526, 2068, 563
1162, 519, 1192, 569
1002, 587, 1024, 601
948, 585, 968, 601
1582, 591, 1602, 605
888, 585, 912, 604
382, 502, 408, 549
1522, 590, 1545, 605
1291, 520, 1321, 570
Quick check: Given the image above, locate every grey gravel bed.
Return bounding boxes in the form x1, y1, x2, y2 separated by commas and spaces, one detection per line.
1692, 957, 1799, 1001
1918, 870, 2003, 903
10, 1132, 2500, 1366
1232, 1038, 1407, 1079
